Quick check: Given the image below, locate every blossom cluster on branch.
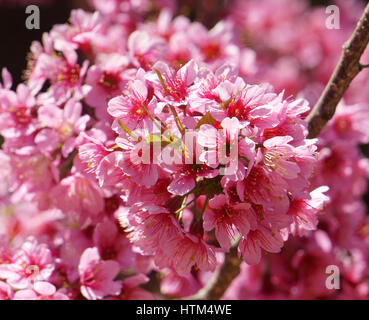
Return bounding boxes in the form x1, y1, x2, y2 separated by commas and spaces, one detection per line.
0, 0, 369, 300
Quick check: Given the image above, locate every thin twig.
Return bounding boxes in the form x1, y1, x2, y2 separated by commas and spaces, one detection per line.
307, 3, 369, 138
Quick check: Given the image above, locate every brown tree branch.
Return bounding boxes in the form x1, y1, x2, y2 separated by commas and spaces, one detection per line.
184, 241, 242, 300
181, 3, 369, 301
307, 3, 369, 138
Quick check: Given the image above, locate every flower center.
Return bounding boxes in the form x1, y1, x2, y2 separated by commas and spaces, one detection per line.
202, 42, 221, 61
57, 65, 80, 85
99, 72, 119, 89
10, 106, 32, 125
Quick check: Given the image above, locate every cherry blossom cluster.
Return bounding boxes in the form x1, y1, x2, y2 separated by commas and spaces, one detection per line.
218, 100, 369, 300
215, 0, 369, 300
0, 0, 368, 300
90, 57, 323, 272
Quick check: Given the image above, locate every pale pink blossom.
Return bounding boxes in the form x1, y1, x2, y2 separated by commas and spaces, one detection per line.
36, 99, 90, 157
238, 226, 284, 265
204, 194, 255, 249
79, 247, 122, 300
0, 237, 54, 290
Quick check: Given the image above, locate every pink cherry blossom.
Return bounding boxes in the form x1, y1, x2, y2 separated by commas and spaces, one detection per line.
0, 281, 14, 300
165, 234, 217, 275
0, 0, 368, 301
51, 9, 103, 58
108, 77, 157, 130
13, 282, 69, 300
286, 186, 330, 237
0, 84, 37, 139
79, 247, 122, 300
146, 59, 198, 106
50, 173, 104, 225
36, 99, 90, 157
238, 226, 284, 265
85, 54, 131, 120
0, 237, 54, 290
128, 30, 166, 70
36, 52, 89, 105
204, 194, 255, 250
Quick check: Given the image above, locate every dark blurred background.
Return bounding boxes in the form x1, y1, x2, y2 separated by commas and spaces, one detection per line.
0, 0, 89, 85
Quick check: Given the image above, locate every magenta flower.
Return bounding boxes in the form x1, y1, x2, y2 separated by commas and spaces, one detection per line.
93, 219, 136, 269
205, 76, 278, 127
2, 0, 367, 301
13, 282, 69, 300
0, 236, 12, 265
0, 237, 54, 290
165, 234, 217, 275
188, 21, 240, 69
85, 54, 131, 120
0, 83, 37, 139
108, 77, 157, 130
50, 173, 104, 225
79, 247, 122, 300
167, 162, 218, 196
286, 186, 329, 237
262, 136, 301, 180
120, 274, 154, 300
51, 9, 103, 57
160, 268, 201, 298
118, 203, 182, 257
128, 30, 166, 70
188, 64, 238, 115
146, 59, 198, 106
320, 101, 369, 145
78, 140, 112, 175
36, 99, 90, 158
204, 194, 255, 250
0, 68, 12, 90
37, 52, 89, 105
0, 281, 13, 300
198, 117, 255, 180
236, 165, 290, 216
238, 226, 284, 265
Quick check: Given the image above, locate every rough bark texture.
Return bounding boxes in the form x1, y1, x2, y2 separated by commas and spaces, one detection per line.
185, 244, 242, 300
